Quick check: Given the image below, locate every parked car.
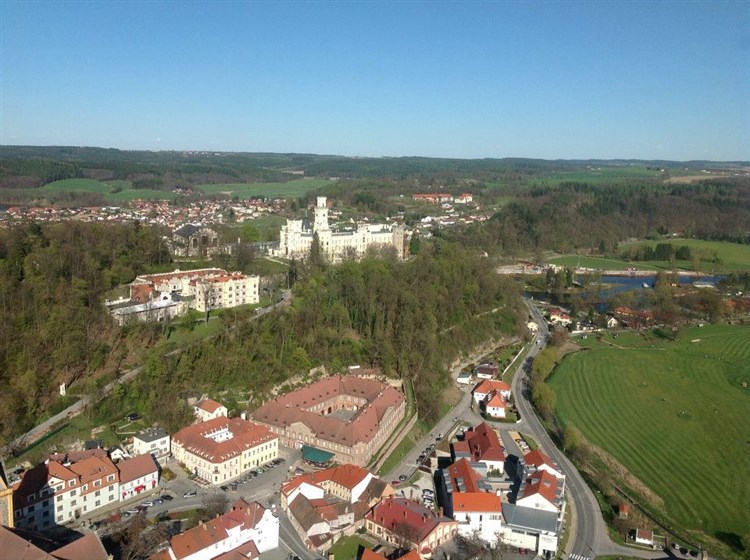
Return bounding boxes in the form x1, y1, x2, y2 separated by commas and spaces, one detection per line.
160, 494, 174, 501
126, 412, 140, 422
398, 474, 407, 482
183, 491, 197, 498
153, 498, 164, 505
220, 485, 229, 492
141, 500, 154, 508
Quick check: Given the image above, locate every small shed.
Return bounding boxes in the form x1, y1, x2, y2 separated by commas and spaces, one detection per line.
618, 502, 630, 519
635, 528, 654, 546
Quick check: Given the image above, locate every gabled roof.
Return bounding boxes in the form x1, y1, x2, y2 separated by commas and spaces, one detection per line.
173, 417, 276, 464
473, 379, 511, 395
523, 449, 557, 472
486, 392, 506, 408
50, 533, 109, 560
444, 458, 486, 493
282, 464, 373, 496
452, 492, 502, 513
461, 422, 505, 463
522, 470, 559, 504
117, 454, 158, 485
252, 375, 405, 448
366, 497, 455, 545
195, 398, 225, 413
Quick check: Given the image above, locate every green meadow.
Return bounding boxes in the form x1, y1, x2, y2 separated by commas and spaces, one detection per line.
38, 178, 177, 201
195, 178, 332, 199
549, 325, 750, 543
535, 166, 662, 185
620, 239, 750, 272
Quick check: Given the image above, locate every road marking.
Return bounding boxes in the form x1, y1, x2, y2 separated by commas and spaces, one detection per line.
569, 554, 589, 560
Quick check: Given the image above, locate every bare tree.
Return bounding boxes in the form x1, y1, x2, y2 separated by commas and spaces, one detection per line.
112, 511, 167, 560
201, 492, 229, 520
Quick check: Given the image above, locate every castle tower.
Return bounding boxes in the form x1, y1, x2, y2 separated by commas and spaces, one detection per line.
313, 197, 329, 233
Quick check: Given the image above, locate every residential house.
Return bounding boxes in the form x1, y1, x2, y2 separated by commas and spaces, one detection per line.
437, 459, 502, 543
365, 497, 457, 558
193, 399, 228, 423
523, 450, 564, 480
132, 428, 171, 463
282, 464, 393, 552
474, 362, 499, 379
118, 454, 159, 503
451, 423, 506, 473
634, 528, 654, 546
150, 499, 278, 560
12, 456, 119, 530
472, 380, 511, 405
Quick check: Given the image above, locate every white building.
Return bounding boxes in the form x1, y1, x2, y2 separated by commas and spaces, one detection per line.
275, 197, 405, 263
133, 428, 171, 463
118, 454, 159, 503
193, 398, 229, 422
12, 454, 119, 530
153, 499, 279, 560
190, 272, 260, 313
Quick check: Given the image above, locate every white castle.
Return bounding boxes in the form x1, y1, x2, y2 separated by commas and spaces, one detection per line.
274, 197, 406, 262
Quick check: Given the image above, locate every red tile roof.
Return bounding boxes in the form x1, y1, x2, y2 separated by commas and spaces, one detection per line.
366, 497, 455, 545
452, 492, 502, 513
522, 470, 559, 504
50, 532, 109, 560
282, 464, 372, 496
168, 500, 266, 560
486, 392, 506, 408
524, 449, 553, 467
445, 459, 485, 493
461, 422, 505, 463
473, 379, 511, 395
196, 398, 225, 413
117, 454, 158, 485
173, 417, 276, 464
252, 375, 405, 447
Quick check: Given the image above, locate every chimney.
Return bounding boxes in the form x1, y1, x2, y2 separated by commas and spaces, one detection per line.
438, 507, 443, 517
423, 513, 427, 524
403, 510, 407, 519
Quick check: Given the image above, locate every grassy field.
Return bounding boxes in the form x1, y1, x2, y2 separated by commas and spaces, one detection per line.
328, 535, 373, 558
195, 178, 332, 198
535, 166, 663, 185
40, 178, 178, 201
549, 324, 750, 543
620, 239, 750, 272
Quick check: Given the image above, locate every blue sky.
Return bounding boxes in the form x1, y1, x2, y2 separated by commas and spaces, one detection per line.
1, 1, 748, 160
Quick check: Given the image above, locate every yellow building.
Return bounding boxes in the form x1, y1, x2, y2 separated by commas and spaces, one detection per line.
172, 417, 278, 486
0, 461, 13, 528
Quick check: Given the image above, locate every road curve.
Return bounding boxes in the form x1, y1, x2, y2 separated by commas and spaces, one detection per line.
521, 300, 663, 560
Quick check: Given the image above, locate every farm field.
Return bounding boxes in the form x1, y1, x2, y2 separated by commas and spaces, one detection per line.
38, 178, 178, 201
549, 324, 750, 546
195, 178, 332, 198
620, 238, 750, 272
534, 166, 663, 185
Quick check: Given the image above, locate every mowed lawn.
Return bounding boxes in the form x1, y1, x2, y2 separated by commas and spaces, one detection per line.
549, 324, 750, 538
535, 166, 662, 185
196, 178, 332, 198
620, 239, 750, 272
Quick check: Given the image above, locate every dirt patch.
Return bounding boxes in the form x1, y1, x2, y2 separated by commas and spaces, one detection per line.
665, 175, 711, 184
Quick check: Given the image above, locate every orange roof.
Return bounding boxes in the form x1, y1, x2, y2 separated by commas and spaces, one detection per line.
522, 470, 559, 504
453, 492, 502, 512
473, 379, 511, 394
486, 392, 506, 408
524, 449, 555, 469
196, 398, 225, 413
253, 375, 405, 448
282, 464, 371, 496
173, 417, 276, 464
461, 422, 505, 463
118, 454, 158, 485
445, 459, 484, 493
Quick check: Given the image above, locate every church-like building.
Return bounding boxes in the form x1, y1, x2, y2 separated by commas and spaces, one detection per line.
274, 197, 405, 262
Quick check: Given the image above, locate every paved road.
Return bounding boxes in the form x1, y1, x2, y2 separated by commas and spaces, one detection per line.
521, 300, 663, 560
2, 291, 293, 458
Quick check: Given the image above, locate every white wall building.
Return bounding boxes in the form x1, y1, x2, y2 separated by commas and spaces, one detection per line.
193, 398, 229, 422
275, 197, 405, 263
133, 428, 171, 463
118, 454, 159, 503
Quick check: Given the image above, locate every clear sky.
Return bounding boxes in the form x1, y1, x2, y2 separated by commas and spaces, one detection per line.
1, 1, 748, 160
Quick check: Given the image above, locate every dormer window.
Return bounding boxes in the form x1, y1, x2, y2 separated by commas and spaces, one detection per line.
69, 480, 76, 487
